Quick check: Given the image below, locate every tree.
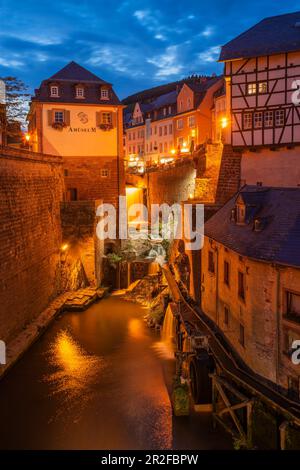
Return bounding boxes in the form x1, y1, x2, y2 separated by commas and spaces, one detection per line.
0, 76, 30, 138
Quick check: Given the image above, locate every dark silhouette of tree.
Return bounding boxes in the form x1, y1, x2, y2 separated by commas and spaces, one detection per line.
0, 76, 30, 139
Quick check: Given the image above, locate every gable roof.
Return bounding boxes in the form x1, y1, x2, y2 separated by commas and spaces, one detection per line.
204, 185, 300, 268
31, 61, 121, 105
219, 11, 300, 61
49, 61, 110, 84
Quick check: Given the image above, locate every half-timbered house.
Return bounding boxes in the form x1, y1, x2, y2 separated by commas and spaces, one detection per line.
219, 12, 300, 186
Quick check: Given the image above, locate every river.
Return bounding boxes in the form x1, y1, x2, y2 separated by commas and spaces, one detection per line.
0, 294, 231, 449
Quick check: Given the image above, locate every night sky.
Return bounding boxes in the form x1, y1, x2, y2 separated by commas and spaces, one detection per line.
1, 1, 300, 99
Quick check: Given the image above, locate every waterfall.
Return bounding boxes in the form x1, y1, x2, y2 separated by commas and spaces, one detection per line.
161, 304, 175, 347
152, 304, 176, 359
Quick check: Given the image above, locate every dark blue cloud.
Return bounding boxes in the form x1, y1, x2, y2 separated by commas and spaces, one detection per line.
0, 0, 298, 98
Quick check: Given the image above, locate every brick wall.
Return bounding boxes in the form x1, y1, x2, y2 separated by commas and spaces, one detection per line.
0, 147, 64, 343
64, 155, 125, 206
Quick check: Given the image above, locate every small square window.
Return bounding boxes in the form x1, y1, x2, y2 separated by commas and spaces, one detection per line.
101, 169, 109, 178
76, 87, 85, 98
258, 82, 267, 94
247, 83, 256, 95
243, 113, 252, 129
264, 111, 273, 128
254, 112, 263, 129
101, 88, 109, 100
102, 112, 112, 125
50, 86, 59, 97
54, 111, 64, 123
275, 109, 285, 126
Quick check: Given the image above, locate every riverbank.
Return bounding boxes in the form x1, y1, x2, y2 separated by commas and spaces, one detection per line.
0, 287, 107, 380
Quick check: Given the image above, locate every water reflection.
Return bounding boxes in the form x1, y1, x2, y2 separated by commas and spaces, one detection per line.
127, 318, 145, 340
43, 330, 104, 421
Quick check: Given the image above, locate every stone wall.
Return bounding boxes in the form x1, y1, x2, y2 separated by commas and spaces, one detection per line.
60, 200, 103, 288
0, 147, 64, 343
64, 155, 125, 206
146, 160, 196, 206
194, 144, 241, 206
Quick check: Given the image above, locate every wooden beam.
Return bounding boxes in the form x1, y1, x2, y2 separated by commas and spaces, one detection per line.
214, 378, 247, 440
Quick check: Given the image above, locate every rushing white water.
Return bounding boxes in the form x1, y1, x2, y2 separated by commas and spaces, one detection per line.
152, 305, 175, 360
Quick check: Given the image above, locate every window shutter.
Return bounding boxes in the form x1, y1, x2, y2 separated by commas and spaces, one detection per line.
96, 111, 102, 126
112, 111, 117, 128
47, 110, 53, 126
64, 110, 70, 126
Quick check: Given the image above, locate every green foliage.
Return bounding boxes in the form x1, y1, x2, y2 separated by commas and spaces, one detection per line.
172, 377, 190, 416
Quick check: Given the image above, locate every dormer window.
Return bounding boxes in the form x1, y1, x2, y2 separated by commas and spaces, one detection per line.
76, 86, 85, 99
50, 86, 59, 97
236, 203, 246, 224
101, 88, 109, 100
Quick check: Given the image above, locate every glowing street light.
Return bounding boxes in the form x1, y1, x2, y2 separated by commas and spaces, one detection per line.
221, 116, 228, 129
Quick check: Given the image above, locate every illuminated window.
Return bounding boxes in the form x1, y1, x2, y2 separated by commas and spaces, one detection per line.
76, 87, 85, 98
101, 88, 109, 100
254, 112, 263, 128
264, 110, 273, 128
243, 113, 252, 129
163, 107, 167, 116
247, 83, 256, 95
54, 111, 64, 123
258, 82, 267, 94
102, 112, 112, 124
275, 109, 285, 126
50, 86, 59, 97
188, 115, 195, 128
159, 143, 163, 152
177, 119, 183, 130
168, 106, 172, 114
